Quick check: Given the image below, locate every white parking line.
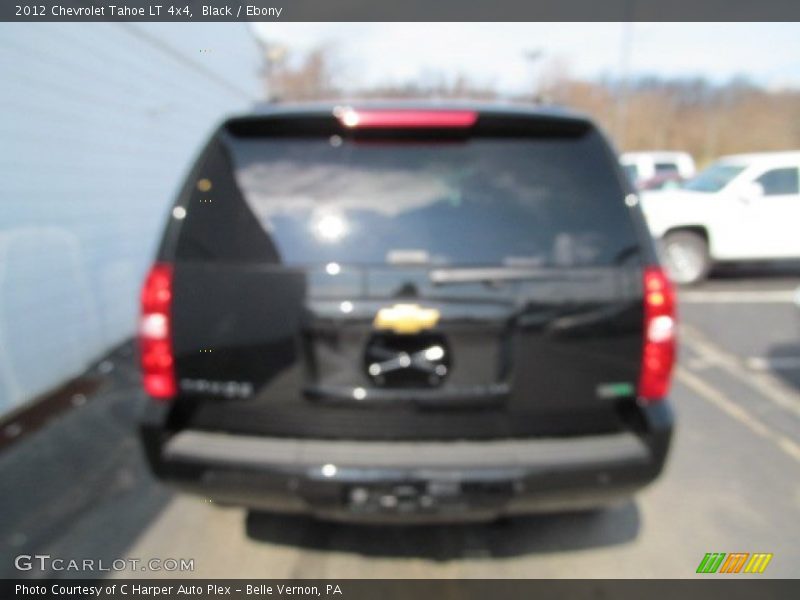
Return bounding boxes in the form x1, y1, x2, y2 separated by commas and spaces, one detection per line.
679, 290, 797, 303
747, 356, 800, 371
676, 367, 800, 463
680, 324, 800, 419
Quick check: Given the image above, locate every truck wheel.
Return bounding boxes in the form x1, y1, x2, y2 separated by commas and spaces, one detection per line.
663, 231, 711, 285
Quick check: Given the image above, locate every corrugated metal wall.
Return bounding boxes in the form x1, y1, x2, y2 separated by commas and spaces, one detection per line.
0, 23, 262, 412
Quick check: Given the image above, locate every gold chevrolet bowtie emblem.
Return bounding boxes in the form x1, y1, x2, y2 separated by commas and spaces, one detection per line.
373, 304, 440, 335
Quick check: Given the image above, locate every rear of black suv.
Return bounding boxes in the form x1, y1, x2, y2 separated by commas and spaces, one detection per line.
139, 103, 675, 522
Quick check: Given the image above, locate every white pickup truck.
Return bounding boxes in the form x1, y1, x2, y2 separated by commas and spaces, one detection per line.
641, 151, 800, 284
620, 151, 696, 190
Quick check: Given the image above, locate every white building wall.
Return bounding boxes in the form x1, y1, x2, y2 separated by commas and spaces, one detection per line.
0, 23, 263, 412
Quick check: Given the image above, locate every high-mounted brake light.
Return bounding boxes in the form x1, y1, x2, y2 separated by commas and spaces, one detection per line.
638, 266, 677, 402
336, 108, 478, 129
139, 263, 176, 400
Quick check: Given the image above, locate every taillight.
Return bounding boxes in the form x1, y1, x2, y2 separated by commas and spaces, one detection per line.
638, 266, 677, 402
139, 263, 176, 400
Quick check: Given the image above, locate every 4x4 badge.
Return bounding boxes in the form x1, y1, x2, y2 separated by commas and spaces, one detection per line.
373, 304, 440, 335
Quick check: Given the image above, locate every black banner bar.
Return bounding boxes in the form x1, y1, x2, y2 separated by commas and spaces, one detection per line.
2, 0, 800, 22
4, 579, 799, 600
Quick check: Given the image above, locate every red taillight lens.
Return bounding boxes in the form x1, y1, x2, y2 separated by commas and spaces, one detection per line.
139, 263, 176, 400
336, 109, 478, 129
638, 267, 677, 402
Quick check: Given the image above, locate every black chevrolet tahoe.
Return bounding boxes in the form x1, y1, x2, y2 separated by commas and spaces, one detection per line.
138, 102, 675, 522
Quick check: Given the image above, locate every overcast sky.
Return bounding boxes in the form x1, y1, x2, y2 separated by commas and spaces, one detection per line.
253, 23, 800, 94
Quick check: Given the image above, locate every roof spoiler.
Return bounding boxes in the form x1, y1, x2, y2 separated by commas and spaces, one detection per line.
222, 107, 591, 139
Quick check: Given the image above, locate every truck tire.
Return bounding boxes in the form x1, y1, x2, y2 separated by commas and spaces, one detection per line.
663, 230, 711, 285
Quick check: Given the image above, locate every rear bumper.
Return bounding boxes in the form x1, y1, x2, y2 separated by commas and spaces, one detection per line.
141, 402, 673, 523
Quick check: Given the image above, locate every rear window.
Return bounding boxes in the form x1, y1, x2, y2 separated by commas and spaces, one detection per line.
654, 162, 679, 175
225, 132, 638, 268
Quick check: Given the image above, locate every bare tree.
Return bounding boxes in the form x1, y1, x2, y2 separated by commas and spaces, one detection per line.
526, 72, 800, 163
259, 44, 341, 101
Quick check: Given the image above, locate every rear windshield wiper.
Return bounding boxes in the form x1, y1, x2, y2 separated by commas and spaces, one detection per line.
429, 267, 560, 285
429, 266, 614, 285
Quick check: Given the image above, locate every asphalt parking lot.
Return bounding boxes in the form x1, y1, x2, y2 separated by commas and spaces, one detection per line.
1, 270, 799, 579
